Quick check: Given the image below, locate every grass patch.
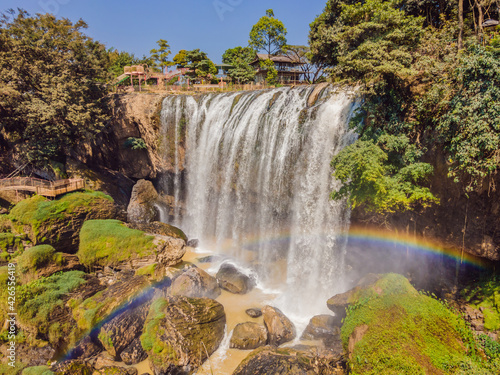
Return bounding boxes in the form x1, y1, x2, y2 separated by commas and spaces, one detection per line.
9, 191, 113, 238
341, 273, 491, 374
17, 271, 86, 333
78, 219, 155, 268
136, 263, 157, 277
17, 245, 62, 274
0, 363, 27, 375
22, 366, 55, 375
461, 275, 500, 331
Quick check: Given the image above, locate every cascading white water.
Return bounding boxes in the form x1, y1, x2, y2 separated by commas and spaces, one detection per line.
160, 86, 357, 319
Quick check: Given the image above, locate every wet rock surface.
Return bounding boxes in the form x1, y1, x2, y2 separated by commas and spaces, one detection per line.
170, 265, 221, 299
216, 263, 255, 294
141, 296, 226, 375
245, 308, 262, 318
262, 306, 296, 346
120, 337, 148, 365
127, 179, 159, 224
230, 322, 268, 350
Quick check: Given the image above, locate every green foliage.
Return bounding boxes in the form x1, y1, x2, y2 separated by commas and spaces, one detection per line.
0, 363, 27, 375
249, 9, 288, 56
150, 39, 174, 73
0, 232, 24, 254
136, 263, 157, 277
222, 46, 256, 83
0, 9, 110, 166
478, 334, 500, 360
260, 59, 279, 85
124, 137, 147, 150
173, 49, 188, 68
342, 273, 487, 374
461, 275, 500, 331
184, 49, 218, 83
438, 46, 500, 190
331, 140, 437, 212
78, 219, 155, 268
17, 245, 62, 274
311, 0, 499, 198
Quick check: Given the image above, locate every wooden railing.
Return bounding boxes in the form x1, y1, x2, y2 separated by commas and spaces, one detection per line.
0, 177, 85, 197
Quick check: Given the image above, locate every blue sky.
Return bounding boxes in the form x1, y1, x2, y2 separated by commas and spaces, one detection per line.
1, 0, 328, 63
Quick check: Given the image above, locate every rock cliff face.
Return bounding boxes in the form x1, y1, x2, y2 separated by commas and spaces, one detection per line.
351, 153, 500, 261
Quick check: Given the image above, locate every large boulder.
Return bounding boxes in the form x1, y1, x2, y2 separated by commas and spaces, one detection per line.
301, 315, 342, 350
230, 322, 268, 350
127, 180, 159, 224
72, 275, 151, 333
262, 306, 296, 346
140, 296, 226, 375
233, 346, 344, 375
78, 220, 185, 269
216, 263, 255, 294
340, 273, 490, 374
8, 192, 119, 253
97, 302, 151, 359
170, 266, 221, 299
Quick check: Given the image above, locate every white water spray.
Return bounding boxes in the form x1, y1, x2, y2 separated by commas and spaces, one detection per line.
160, 86, 357, 318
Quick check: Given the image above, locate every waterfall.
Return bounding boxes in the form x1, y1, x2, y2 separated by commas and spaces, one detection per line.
160, 86, 358, 318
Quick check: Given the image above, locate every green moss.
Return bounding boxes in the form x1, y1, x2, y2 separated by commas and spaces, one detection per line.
22, 365, 54, 375
17, 271, 86, 340
77, 220, 155, 268
17, 245, 62, 274
461, 275, 500, 331
342, 273, 486, 375
0, 232, 24, 256
0, 363, 27, 375
136, 263, 157, 277
9, 191, 113, 239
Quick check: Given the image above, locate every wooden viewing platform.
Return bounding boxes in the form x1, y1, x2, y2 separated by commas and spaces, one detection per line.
0, 177, 85, 197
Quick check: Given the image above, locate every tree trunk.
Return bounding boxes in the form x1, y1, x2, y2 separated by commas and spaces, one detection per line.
475, 0, 485, 43
458, 0, 464, 49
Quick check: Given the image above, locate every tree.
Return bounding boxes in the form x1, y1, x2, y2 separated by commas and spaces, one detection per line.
0, 9, 110, 166
173, 49, 188, 68
222, 46, 256, 83
249, 9, 287, 57
282, 45, 326, 83
331, 140, 437, 213
150, 39, 173, 73
260, 59, 278, 85
438, 46, 500, 190
184, 49, 218, 82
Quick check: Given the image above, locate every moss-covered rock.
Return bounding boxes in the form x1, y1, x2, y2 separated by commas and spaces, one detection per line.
77, 220, 155, 268
140, 296, 226, 374
233, 346, 342, 375
0, 232, 25, 263
72, 275, 149, 332
461, 274, 500, 331
78, 220, 185, 269
15, 271, 104, 349
8, 191, 118, 253
341, 273, 496, 374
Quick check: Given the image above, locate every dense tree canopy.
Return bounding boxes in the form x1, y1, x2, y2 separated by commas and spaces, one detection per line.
311, 0, 500, 212
184, 49, 218, 82
222, 46, 256, 83
249, 9, 287, 57
0, 9, 110, 166
173, 49, 188, 68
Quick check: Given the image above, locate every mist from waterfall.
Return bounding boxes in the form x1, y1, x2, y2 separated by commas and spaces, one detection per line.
160, 86, 358, 319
